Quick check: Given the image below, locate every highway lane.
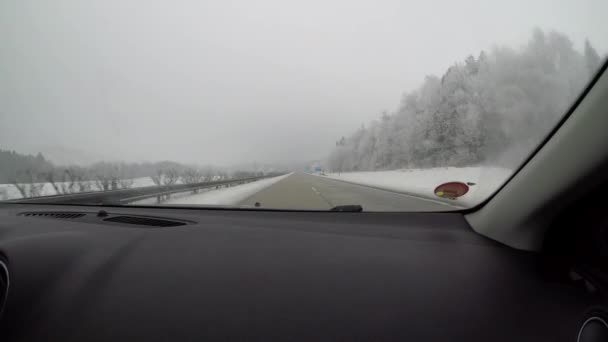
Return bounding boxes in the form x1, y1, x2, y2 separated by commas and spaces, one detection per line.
239, 172, 460, 211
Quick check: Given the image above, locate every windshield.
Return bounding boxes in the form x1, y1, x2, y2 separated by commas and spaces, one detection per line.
0, 0, 606, 211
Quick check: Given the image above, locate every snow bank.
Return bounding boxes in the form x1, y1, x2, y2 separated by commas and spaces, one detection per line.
164, 173, 292, 206
323, 167, 512, 207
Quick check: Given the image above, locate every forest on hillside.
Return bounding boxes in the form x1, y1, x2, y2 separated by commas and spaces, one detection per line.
328, 29, 603, 172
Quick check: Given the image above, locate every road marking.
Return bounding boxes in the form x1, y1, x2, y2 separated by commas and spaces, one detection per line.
310, 186, 333, 207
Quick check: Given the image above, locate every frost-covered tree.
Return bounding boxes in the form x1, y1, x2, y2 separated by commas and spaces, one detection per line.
327, 29, 603, 172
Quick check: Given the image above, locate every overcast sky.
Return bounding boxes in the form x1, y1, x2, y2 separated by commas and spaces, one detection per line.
1, 0, 606, 166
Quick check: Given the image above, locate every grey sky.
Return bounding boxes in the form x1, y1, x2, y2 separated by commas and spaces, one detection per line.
1, 0, 606, 166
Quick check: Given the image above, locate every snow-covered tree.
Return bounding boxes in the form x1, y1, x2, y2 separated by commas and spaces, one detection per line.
327, 29, 603, 172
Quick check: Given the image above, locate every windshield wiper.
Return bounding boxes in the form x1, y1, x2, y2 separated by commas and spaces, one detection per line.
330, 205, 363, 212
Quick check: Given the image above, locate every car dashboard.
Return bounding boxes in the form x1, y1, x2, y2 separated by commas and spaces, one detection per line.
0, 203, 602, 341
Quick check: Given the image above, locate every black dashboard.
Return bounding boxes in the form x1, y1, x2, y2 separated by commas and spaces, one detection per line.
0, 203, 601, 341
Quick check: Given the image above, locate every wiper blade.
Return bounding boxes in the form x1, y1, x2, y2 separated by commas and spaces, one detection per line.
330, 205, 363, 212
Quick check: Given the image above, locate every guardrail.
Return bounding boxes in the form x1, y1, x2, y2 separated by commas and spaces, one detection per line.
8, 174, 284, 205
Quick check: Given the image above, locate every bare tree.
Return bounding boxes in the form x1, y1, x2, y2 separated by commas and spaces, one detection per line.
180, 168, 204, 194
91, 162, 127, 191
116, 163, 135, 189
11, 181, 28, 198
217, 170, 228, 181
201, 166, 216, 182
45, 168, 80, 195
118, 178, 134, 189
162, 168, 179, 186
45, 171, 62, 195
60, 169, 78, 194
11, 170, 44, 198
95, 176, 112, 191
93, 163, 118, 191
30, 182, 44, 197
77, 179, 92, 192
181, 168, 204, 184
151, 169, 163, 186
74, 168, 92, 192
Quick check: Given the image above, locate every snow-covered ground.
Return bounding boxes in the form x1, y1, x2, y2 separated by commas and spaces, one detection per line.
163, 173, 292, 206
322, 167, 512, 207
0, 177, 156, 201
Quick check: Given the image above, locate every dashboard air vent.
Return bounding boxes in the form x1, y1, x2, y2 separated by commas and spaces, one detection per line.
20, 212, 86, 219
103, 216, 187, 227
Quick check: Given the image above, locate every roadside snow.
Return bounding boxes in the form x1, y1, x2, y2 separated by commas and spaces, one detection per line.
323, 167, 512, 207
164, 173, 292, 206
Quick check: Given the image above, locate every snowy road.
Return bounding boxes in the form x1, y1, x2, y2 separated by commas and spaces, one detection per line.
239, 172, 460, 211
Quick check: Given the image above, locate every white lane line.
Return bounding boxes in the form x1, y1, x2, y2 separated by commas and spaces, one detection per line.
310, 186, 333, 207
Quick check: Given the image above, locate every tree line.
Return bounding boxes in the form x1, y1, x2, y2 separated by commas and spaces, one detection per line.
0, 149, 268, 198
328, 29, 603, 172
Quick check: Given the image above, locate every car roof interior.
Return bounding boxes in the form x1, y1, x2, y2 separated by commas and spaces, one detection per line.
1, 67, 607, 341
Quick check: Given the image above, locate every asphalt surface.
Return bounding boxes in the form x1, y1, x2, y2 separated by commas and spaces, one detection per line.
239, 172, 460, 211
